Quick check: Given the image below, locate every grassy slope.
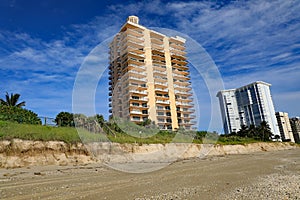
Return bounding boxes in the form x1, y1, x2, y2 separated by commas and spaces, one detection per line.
0, 121, 182, 144
0, 120, 80, 143
1, 120, 290, 145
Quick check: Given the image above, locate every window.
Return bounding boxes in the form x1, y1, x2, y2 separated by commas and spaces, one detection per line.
132, 96, 139, 100
142, 110, 148, 114
132, 102, 139, 106
158, 118, 164, 122
158, 112, 164, 116
133, 116, 140, 121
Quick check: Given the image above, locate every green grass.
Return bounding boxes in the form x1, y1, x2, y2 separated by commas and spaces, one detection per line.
0, 120, 276, 145
0, 120, 78, 143
107, 132, 178, 144
0, 120, 108, 144
0, 121, 183, 144
217, 135, 262, 145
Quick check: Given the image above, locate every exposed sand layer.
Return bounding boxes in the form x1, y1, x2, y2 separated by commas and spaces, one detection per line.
0, 139, 297, 169
0, 148, 299, 199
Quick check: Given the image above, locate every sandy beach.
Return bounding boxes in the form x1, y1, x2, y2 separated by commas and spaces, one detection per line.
0, 148, 299, 200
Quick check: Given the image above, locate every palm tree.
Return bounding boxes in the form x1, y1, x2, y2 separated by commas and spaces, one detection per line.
258, 121, 273, 141
237, 124, 248, 137
0, 92, 25, 107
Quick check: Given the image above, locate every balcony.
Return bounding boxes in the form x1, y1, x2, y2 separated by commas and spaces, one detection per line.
174, 90, 193, 96
127, 34, 144, 44
169, 42, 185, 51
172, 69, 189, 76
128, 58, 144, 66
154, 82, 168, 88
127, 40, 144, 49
128, 76, 147, 82
171, 58, 188, 66
155, 87, 168, 92
172, 64, 189, 71
129, 90, 147, 95
130, 110, 142, 114
128, 64, 146, 71
130, 97, 148, 102
156, 100, 170, 104
176, 102, 194, 108
126, 28, 144, 38
153, 70, 167, 76
131, 104, 148, 108
152, 43, 164, 51
173, 73, 190, 80
170, 48, 186, 57
174, 84, 191, 90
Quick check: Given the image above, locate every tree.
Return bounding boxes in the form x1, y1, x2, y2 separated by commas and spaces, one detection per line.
55, 112, 74, 127
141, 118, 151, 127
247, 124, 257, 138
0, 92, 25, 107
237, 125, 248, 137
258, 121, 273, 141
96, 114, 105, 127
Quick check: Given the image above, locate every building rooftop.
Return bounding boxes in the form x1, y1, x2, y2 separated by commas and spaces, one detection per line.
216, 81, 271, 96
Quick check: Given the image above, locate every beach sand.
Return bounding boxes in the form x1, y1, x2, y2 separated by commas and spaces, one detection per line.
0, 148, 299, 199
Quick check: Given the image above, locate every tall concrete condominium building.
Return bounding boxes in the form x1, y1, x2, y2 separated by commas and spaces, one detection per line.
276, 112, 294, 142
108, 16, 194, 130
290, 117, 300, 143
217, 81, 280, 136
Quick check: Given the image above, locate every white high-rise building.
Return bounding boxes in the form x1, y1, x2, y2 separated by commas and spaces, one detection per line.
217, 81, 280, 136
276, 112, 294, 142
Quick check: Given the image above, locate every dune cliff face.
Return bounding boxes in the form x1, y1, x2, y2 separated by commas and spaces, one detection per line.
0, 139, 297, 168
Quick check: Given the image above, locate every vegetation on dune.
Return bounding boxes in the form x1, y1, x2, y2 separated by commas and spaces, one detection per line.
217, 121, 275, 145
0, 92, 41, 125
0, 105, 41, 125
0, 118, 283, 145
55, 111, 75, 127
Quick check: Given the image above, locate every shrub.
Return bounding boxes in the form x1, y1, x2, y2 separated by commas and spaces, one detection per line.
0, 105, 41, 124
55, 112, 74, 127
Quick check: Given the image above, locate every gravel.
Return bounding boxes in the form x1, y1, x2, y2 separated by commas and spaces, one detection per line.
223, 173, 300, 200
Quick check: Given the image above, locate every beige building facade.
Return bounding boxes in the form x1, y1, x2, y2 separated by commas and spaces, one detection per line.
276, 112, 294, 142
290, 117, 300, 143
108, 16, 195, 130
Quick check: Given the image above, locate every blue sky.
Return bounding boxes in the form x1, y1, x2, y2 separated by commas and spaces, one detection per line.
1, 0, 300, 132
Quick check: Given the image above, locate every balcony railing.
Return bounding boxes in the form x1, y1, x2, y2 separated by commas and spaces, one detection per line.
155, 88, 168, 92
130, 97, 149, 101
156, 100, 170, 104
129, 76, 147, 82
129, 90, 147, 95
